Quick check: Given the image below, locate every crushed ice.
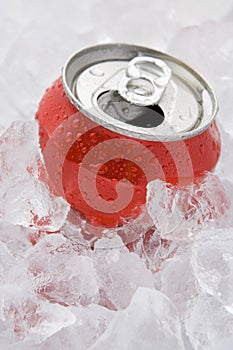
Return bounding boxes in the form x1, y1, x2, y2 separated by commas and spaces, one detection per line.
0, 1, 233, 349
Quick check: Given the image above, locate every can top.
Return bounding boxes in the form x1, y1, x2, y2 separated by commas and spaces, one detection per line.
62, 43, 218, 142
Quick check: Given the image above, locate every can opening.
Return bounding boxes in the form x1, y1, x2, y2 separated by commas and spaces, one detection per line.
97, 90, 164, 128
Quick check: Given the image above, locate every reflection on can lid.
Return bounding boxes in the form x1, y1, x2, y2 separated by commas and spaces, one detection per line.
62, 43, 218, 141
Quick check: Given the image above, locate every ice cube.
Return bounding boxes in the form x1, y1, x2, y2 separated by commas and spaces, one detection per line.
215, 128, 233, 185
0, 222, 33, 259
59, 217, 93, 254
146, 172, 230, 240
66, 206, 154, 249
132, 227, 162, 272
0, 120, 70, 231
27, 234, 99, 306
0, 1, 233, 348
0, 2, 96, 129
93, 238, 154, 310
168, 21, 233, 136
0, 241, 16, 282
157, 243, 197, 316
0, 235, 76, 348
225, 6, 233, 21
191, 227, 233, 306
0, 238, 31, 291
169, 21, 233, 82
184, 228, 233, 349
185, 295, 233, 350
131, 227, 178, 274
91, 287, 185, 350
0, 124, 5, 137
35, 304, 114, 350
90, 0, 177, 51
0, 285, 76, 348
167, 0, 233, 26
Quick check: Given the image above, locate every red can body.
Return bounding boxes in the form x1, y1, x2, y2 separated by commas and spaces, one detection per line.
36, 78, 221, 228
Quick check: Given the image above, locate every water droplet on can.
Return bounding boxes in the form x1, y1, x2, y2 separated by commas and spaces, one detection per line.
90, 132, 98, 143
200, 144, 205, 154
72, 119, 79, 128
65, 132, 73, 143
89, 68, 104, 77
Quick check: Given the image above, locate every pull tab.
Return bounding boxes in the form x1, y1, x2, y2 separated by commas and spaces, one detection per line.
118, 56, 171, 106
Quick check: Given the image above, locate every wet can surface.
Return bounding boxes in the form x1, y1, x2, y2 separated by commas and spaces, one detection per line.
36, 43, 220, 228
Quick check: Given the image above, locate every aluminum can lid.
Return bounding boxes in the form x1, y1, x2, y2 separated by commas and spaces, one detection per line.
62, 43, 218, 141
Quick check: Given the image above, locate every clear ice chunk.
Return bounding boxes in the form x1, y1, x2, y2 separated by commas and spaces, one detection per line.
185, 295, 233, 350
91, 287, 185, 350
93, 238, 154, 310
0, 222, 33, 259
36, 304, 114, 350
146, 173, 230, 240
168, 21, 233, 136
157, 243, 197, 317
0, 2, 233, 349
27, 234, 99, 306
191, 227, 233, 306
0, 120, 70, 231
0, 285, 76, 348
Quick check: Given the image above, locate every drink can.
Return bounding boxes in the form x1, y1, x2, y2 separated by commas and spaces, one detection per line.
36, 43, 220, 228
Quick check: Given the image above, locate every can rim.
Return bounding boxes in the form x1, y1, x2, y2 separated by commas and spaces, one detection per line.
62, 43, 218, 141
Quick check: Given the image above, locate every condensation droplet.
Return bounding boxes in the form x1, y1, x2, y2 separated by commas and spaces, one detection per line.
72, 119, 79, 128
103, 82, 110, 89
57, 126, 64, 134
122, 107, 129, 115
112, 179, 118, 185
90, 132, 98, 143
65, 132, 73, 143
55, 172, 61, 179
200, 144, 204, 154
135, 156, 142, 162
89, 68, 104, 77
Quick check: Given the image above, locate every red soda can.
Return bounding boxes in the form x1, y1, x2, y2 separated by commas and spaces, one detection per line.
36, 44, 220, 229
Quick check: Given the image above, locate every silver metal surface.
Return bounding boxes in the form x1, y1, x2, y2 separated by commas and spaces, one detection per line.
118, 56, 171, 106
62, 43, 218, 142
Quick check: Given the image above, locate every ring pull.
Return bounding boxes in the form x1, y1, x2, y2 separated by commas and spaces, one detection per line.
118, 56, 172, 106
